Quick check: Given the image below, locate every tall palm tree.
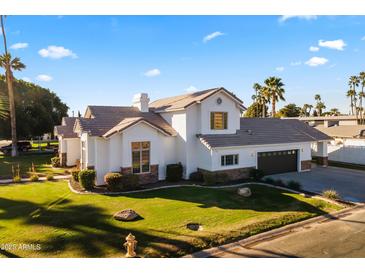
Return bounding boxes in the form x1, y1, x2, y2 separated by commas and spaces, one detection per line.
301, 104, 310, 117
314, 94, 321, 102
347, 89, 356, 115
0, 16, 26, 156
307, 104, 313, 116
0, 93, 9, 119
264, 77, 285, 117
330, 108, 340, 116
252, 83, 262, 117
316, 101, 326, 116
348, 75, 360, 122
359, 71, 365, 124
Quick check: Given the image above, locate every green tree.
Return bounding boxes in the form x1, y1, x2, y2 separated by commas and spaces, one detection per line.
315, 101, 326, 116
244, 101, 268, 118
277, 103, 301, 117
359, 71, 365, 124
0, 76, 69, 139
264, 77, 285, 117
0, 92, 8, 119
329, 108, 340, 116
0, 16, 26, 156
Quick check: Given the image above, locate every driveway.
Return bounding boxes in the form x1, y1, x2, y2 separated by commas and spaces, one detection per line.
268, 165, 365, 202
195, 206, 365, 258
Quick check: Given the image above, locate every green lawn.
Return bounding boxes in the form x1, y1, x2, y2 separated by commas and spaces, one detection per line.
0, 154, 67, 179
0, 181, 343, 258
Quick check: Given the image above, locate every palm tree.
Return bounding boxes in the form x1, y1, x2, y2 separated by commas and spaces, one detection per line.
0, 16, 26, 156
314, 94, 321, 102
316, 101, 326, 116
347, 89, 356, 115
252, 83, 262, 117
359, 71, 365, 124
301, 104, 310, 117
348, 75, 360, 122
0, 93, 9, 119
264, 77, 285, 117
307, 104, 313, 116
330, 108, 340, 116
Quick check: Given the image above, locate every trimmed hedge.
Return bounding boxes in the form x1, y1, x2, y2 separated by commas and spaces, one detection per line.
166, 163, 183, 182
104, 172, 123, 191
51, 157, 60, 167
249, 168, 265, 181
286, 180, 302, 191
189, 171, 204, 182
79, 170, 96, 190
71, 169, 80, 182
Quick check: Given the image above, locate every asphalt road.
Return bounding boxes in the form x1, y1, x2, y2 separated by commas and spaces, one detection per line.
208, 206, 365, 258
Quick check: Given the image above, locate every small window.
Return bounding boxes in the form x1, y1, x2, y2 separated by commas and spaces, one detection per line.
131, 141, 150, 174
221, 154, 239, 166
210, 112, 228, 130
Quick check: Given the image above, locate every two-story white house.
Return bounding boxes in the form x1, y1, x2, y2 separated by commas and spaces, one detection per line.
55, 87, 331, 185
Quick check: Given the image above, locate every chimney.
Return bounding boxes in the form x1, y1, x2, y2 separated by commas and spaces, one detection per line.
132, 93, 150, 112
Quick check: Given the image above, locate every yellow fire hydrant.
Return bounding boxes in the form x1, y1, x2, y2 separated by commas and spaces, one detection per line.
124, 233, 137, 258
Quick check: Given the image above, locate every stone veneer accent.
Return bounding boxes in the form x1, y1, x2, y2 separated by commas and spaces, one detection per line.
87, 166, 95, 170
60, 152, 67, 167
121, 164, 159, 184
300, 160, 312, 171
316, 156, 328, 167
198, 167, 254, 181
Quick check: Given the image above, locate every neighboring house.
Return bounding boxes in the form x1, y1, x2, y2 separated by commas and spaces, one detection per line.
55, 87, 331, 185
284, 116, 365, 166
54, 117, 80, 167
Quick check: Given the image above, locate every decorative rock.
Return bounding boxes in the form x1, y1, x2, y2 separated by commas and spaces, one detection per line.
186, 223, 203, 231
237, 187, 252, 197
114, 209, 139, 221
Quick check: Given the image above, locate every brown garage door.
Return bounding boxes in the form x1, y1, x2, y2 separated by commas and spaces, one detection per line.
258, 150, 298, 175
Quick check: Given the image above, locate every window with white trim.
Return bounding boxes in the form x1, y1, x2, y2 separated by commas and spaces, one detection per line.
131, 141, 150, 174
221, 154, 239, 166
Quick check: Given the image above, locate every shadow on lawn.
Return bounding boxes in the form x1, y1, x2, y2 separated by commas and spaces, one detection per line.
120, 185, 328, 214
0, 197, 193, 258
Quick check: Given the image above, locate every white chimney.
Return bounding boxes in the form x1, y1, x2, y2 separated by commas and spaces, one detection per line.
132, 93, 150, 112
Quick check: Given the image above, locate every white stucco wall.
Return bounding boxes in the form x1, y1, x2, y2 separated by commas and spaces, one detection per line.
65, 138, 80, 166
200, 91, 241, 135
311, 141, 328, 157
328, 139, 365, 165
210, 142, 312, 172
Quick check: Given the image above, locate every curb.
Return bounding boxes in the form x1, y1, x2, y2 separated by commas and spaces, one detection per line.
0, 175, 71, 185
184, 204, 365, 258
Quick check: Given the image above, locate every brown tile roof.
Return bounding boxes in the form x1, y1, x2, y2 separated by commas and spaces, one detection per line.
54, 117, 78, 138
314, 125, 365, 138
149, 87, 245, 112
76, 106, 177, 137
198, 118, 332, 148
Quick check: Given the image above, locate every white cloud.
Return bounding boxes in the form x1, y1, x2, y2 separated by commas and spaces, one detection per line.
278, 15, 317, 23
361, 36, 365, 41
305, 57, 328, 67
309, 46, 319, 52
22, 77, 31, 82
185, 86, 198, 93
38, 45, 77, 59
144, 68, 160, 77
275, 66, 284, 72
36, 74, 53, 82
203, 31, 224, 43
318, 39, 346, 51
290, 61, 301, 66
10, 42, 28, 50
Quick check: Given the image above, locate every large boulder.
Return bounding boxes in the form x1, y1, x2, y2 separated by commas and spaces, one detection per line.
237, 187, 252, 197
114, 209, 139, 221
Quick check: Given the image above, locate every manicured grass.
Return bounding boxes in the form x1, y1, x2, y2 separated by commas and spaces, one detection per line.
0, 181, 343, 258
0, 154, 67, 179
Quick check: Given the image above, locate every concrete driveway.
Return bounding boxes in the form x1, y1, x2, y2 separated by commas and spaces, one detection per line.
268, 165, 365, 202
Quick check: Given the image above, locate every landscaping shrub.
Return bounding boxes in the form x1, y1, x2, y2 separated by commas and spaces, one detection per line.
104, 172, 123, 191
51, 156, 60, 167
264, 177, 274, 184
286, 180, 302, 191
29, 174, 39, 182
71, 169, 80, 182
122, 174, 139, 190
78, 170, 96, 190
272, 179, 285, 187
189, 171, 204, 182
166, 163, 183, 182
46, 174, 54, 181
13, 176, 22, 184
322, 189, 340, 200
249, 168, 265, 181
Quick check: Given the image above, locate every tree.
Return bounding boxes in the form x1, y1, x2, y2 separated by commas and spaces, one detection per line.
0, 76, 69, 139
0, 92, 8, 119
278, 104, 301, 117
348, 75, 360, 121
347, 89, 356, 116
359, 71, 365, 124
0, 16, 26, 156
244, 101, 268, 118
316, 101, 326, 116
264, 77, 285, 117
301, 104, 312, 117
329, 108, 340, 116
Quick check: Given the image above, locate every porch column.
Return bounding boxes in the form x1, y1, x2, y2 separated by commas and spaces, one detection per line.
315, 141, 328, 166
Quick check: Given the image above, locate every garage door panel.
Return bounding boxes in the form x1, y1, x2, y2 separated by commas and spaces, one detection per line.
258, 150, 298, 175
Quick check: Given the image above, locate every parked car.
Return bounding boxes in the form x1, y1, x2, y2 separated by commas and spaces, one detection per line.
0, 141, 32, 155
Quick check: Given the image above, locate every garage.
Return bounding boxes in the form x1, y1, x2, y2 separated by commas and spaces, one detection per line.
258, 149, 298, 175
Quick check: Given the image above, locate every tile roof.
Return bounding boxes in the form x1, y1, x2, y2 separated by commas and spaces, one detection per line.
198, 118, 332, 148
76, 106, 177, 137
284, 115, 358, 121
314, 125, 365, 138
54, 117, 78, 138
149, 87, 245, 112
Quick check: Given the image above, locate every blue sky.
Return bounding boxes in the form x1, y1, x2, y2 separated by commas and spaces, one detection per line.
2, 15, 365, 115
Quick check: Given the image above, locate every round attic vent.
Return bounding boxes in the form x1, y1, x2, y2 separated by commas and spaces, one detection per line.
216, 97, 222, 105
